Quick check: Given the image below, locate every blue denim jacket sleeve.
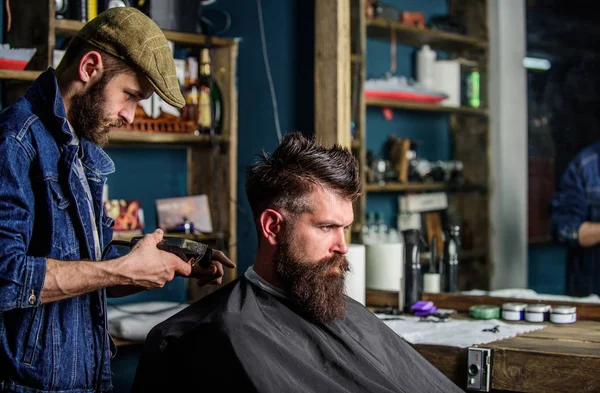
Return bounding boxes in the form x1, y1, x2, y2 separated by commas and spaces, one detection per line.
551, 160, 586, 247
0, 136, 46, 311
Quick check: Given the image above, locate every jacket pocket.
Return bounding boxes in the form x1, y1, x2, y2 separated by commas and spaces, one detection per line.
48, 180, 79, 258
21, 305, 44, 365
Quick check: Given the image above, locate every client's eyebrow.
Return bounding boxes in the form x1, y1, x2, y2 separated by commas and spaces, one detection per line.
315, 220, 353, 230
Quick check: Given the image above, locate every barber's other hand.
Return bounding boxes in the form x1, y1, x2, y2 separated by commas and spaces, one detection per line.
120, 229, 192, 289
190, 249, 235, 286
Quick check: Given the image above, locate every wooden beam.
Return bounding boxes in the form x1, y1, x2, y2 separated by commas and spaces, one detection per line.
314, 0, 351, 148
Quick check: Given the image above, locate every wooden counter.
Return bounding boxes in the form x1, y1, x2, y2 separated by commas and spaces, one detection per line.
413, 319, 600, 392
372, 292, 600, 392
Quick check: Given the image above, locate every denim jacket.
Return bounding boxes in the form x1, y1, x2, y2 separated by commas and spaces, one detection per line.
0, 69, 119, 392
551, 141, 600, 296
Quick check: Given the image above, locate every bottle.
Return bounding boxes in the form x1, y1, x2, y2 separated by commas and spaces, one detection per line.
181, 56, 199, 123
376, 212, 389, 243
466, 68, 480, 108
402, 228, 423, 312
416, 45, 436, 90
443, 225, 461, 293
367, 212, 380, 243
197, 48, 223, 134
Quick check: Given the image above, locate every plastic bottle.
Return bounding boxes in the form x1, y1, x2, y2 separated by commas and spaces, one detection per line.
376, 212, 389, 243
416, 45, 437, 90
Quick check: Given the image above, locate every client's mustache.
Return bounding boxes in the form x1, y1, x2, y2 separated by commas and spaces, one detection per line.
317, 254, 350, 273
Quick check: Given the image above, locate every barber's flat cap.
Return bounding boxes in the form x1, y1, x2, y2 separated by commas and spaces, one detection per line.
76, 7, 185, 108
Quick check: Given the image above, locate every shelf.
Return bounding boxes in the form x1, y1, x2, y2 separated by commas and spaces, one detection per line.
365, 182, 487, 193
107, 130, 229, 146
0, 70, 42, 81
110, 231, 228, 242
366, 97, 488, 116
164, 232, 229, 242
366, 18, 488, 52
54, 19, 236, 47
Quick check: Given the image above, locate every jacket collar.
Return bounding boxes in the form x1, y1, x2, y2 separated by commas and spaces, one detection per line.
26, 68, 115, 176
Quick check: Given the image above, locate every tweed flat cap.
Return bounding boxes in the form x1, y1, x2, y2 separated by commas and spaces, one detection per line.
76, 7, 185, 108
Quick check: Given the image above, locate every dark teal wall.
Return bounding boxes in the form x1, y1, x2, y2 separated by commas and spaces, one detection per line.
213, 0, 314, 275
528, 244, 567, 294
104, 0, 313, 305
106, 1, 310, 390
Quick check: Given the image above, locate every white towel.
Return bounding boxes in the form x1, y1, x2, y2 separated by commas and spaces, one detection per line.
378, 314, 545, 348
107, 301, 189, 342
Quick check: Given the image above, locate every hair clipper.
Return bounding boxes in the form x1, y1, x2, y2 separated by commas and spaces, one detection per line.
105, 236, 213, 268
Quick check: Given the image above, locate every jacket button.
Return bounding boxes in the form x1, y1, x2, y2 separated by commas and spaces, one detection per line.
28, 291, 36, 305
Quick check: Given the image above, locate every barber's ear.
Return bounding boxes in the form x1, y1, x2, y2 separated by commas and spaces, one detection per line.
259, 209, 283, 246
78, 50, 104, 84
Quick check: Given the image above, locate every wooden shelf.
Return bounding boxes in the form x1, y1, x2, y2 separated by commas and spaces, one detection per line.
107, 130, 229, 146
366, 182, 487, 193
54, 19, 236, 47
366, 18, 488, 52
0, 70, 42, 81
366, 97, 488, 116
164, 232, 229, 242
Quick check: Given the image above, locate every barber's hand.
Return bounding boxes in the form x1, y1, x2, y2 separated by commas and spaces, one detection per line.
189, 249, 235, 286
121, 229, 192, 289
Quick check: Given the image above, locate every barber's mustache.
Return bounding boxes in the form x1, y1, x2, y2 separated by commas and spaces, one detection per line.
110, 119, 124, 128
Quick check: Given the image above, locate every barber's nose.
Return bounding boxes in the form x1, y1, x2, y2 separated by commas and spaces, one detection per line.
120, 103, 136, 124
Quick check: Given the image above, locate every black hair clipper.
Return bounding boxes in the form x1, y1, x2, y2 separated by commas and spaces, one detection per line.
105, 236, 213, 268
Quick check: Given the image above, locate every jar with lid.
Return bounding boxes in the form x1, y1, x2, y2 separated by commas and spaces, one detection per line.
550, 306, 577, 324
525, 304, 551, 322
502, 303, 527, 321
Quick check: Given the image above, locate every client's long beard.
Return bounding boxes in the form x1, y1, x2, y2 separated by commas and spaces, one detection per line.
274, 240, 350, 324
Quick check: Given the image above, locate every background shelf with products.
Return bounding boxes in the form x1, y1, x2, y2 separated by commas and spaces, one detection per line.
350, 0, 491, 291
2, 0, 238, 302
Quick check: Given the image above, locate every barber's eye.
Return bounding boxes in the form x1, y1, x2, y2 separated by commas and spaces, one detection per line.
321, 226, 331, 232
125, 92, 133, 100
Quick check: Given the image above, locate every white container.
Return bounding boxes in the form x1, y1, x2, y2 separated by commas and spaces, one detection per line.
365, 243, 404, 291
434, 60, 461, 107
345, 244, 366, 305
550, 306, 577, 324
502, 303, 527, 321
525, 304, 551, 322
416, 45, 436, 90
423, 273, 441, 293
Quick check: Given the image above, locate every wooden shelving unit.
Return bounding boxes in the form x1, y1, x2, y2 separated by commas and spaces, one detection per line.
365, 182, 488, 193
366, 17, 488, 52
54, 19, 236, 48
342, 0, 493, 290
3, 0, 239, 301
0, 70, 42, 81
107, 130, 230, 146
366, 97, 489, 116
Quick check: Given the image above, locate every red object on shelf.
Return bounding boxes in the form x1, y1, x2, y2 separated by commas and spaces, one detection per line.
365, 89, 446, 104
0, 58, 28, 71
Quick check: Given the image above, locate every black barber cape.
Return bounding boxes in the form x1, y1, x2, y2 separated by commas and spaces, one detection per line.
131, 272, 463, 393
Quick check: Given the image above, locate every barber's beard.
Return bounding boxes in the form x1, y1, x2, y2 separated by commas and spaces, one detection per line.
69, 75, 123, 146
274, 236, 350, 324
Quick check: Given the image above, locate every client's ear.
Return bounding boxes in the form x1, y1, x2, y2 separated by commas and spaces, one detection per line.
259, 209, 283, 246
